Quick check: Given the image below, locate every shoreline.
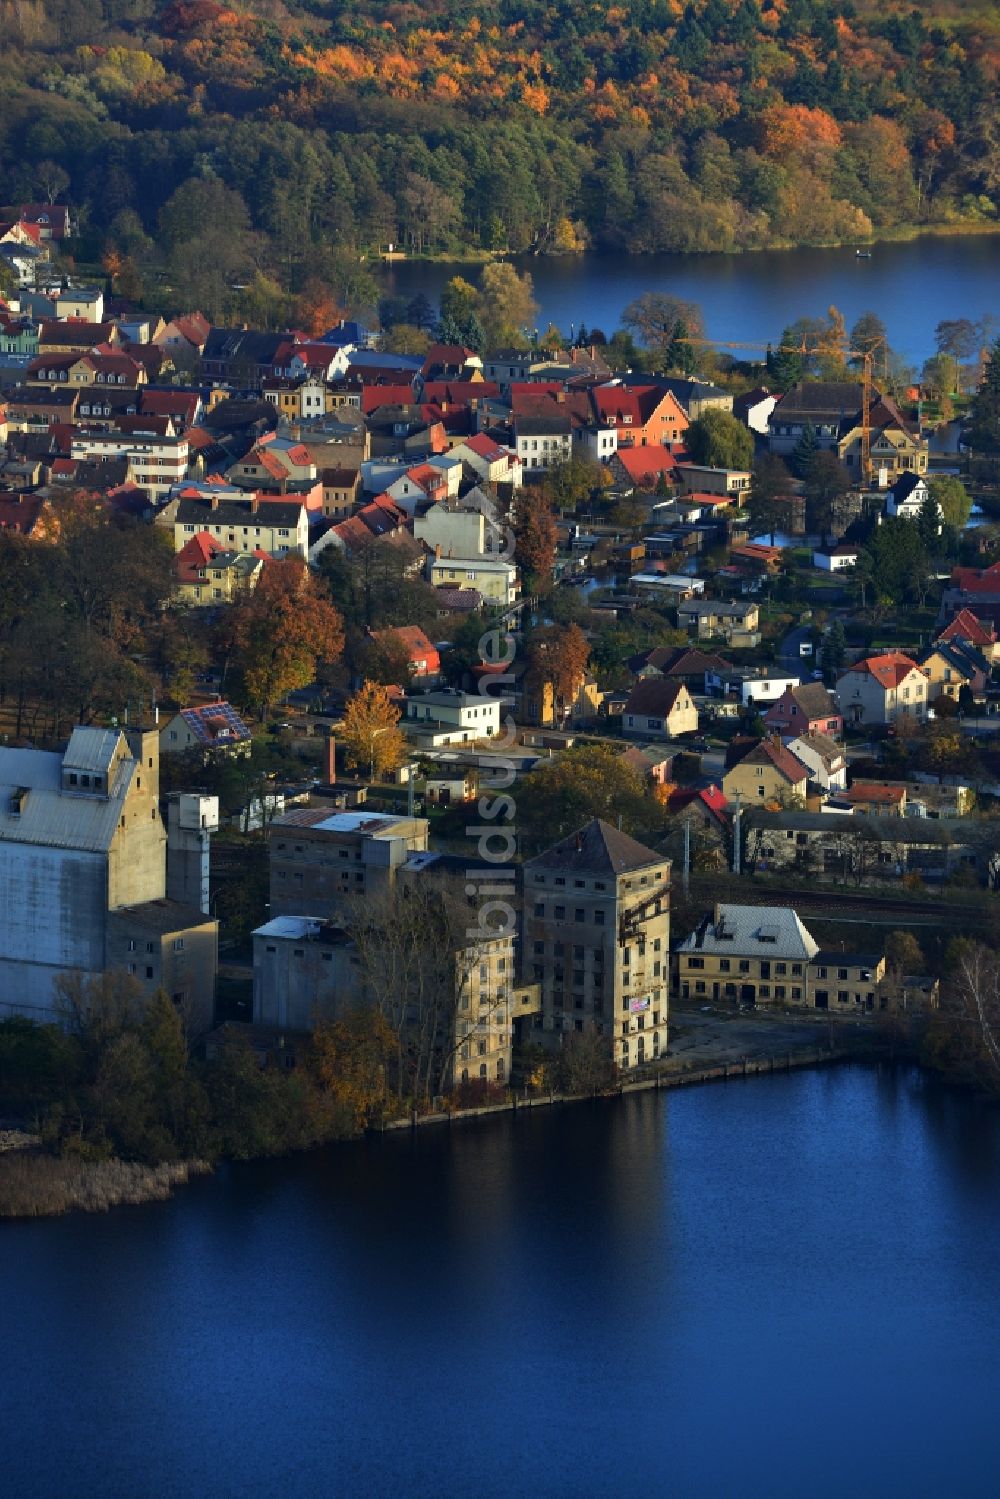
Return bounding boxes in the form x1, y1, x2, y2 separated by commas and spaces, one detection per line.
383, 220, 1000, 269
0, 1008, 880, 1217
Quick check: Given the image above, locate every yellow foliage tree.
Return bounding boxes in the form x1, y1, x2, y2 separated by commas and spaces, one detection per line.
339, 680, 407, 780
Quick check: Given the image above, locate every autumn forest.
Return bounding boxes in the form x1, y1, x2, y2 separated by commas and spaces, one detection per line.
1, 0, 998, 310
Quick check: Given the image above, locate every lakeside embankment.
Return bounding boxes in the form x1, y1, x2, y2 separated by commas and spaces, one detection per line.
0, 1006, 881, 1217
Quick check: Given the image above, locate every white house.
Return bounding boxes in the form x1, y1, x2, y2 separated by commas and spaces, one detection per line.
813, 545, 860, 571
886, 472, 935, 521
70, 429, 189, 500
449, 434, 522, 489
402, 690, 502, 747
836, 652, 928, 727
786, 732, 848, 792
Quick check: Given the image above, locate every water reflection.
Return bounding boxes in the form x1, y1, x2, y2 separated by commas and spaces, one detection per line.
3, 1065, 1000, 1499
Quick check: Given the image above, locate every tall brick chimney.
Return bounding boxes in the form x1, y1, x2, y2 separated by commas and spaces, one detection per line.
325, 731, 336, 786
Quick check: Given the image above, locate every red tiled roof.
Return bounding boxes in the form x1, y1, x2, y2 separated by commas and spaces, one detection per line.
937, 608, 995, 647
614, 446, 677, 482
841, 652, 922, 689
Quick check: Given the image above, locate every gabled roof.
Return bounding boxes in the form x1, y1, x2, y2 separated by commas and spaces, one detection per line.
526, 817, 666, 876
624, 678, 689, 717
614, 446, 677, 483
728, 737, 809, 785
936, 608, 995, 648
768, 682, 840, 721
786, 731, 843, 770
677, 903, 818, 961
840, 651, 921, 689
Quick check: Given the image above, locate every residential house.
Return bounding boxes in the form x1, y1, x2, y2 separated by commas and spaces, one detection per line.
649, 377, 733, 420
228, 434, 317, 493
402, 690, 502, 747
785, 733, 847, 792
163, 493, 309, 560
919, 639, 990, 703
836, 652, 928, 727
523, 819, 671, 1072
175, 532, 264, 606
886, 471, 933, 519
733, 388, 776, 434
513, 411, 573, 475
317, 465, 361, 519
723, 737, 809, 806
160, 702, 253, 759
369, 625, 441, 680
69, 429, 189, 500
835, 783, 908, 817
428, 554, 518, 605
623, 679, 699, 740
610, 445, 678, 489
56, 287, 103, 320
415, 494, 499, 559
764, 682, 843, 739
813, 545, 860, 571
677, 598, 760, 647
936, 608, 1000, 665
674, 464, 751, 500
591, 384, 689, 449
627, 646, 733, 692
448, 433, 522, 489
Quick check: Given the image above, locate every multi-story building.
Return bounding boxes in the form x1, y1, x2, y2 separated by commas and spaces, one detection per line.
0, 725, 217, 1028
835, 652, 928, 727
427, 553, 517, 605
70, 429, 189, 500
523, 819, 671, 1072
268, 809, 429, 921
161, 493, 310, 560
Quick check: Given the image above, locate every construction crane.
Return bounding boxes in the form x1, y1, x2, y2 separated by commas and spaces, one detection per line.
677, 335, 883, 481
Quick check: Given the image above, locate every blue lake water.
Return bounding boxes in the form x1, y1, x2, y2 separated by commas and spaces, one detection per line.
3, 1064, 1000, 1498
384, 236, 1000, 367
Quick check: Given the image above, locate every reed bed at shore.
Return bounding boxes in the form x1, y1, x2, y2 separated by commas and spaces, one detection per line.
0, 1152, 212, 1219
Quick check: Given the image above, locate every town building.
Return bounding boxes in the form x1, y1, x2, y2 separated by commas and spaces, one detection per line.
677, 598, 760, 647
835, 653, 928, 727
764, 682, 843, 739
675, 902, 892, 1013
523, 819, 671, 1072
268, 809, 429, 921
0, 725, 217, 1027
159, 702, 253, 759
622, 679, 699, 740
722, 738, 809, 806
402, 689, 502, 747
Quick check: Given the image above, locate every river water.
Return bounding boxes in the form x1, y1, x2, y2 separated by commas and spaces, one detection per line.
3, 1064, 1000, 1499
384, 236, 1000, 366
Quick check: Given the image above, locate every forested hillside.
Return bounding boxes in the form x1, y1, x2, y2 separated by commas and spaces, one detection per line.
1, 0, 998, 308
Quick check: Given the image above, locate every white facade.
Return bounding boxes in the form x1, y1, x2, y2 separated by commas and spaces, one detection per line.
403, 691, 502, 746
813, 548, 859, 571
71, 430, 189, 500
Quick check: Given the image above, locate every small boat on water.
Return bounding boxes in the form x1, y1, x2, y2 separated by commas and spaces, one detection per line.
856, 249, 872, 258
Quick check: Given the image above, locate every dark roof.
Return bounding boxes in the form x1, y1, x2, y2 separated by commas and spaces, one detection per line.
175, 497, 304, 529
812, 950, 881, 968
113, 898, 215, 933
515, 413, 572, 437
526, 817, 665, 875
774, 381, 866, 420
624, 679, 687, 716
201, 328, 287, 367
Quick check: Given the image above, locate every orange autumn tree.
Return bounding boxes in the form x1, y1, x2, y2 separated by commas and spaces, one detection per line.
231, 557, 344, 720
339, 680, 407, 780
525, 623, 590, 719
